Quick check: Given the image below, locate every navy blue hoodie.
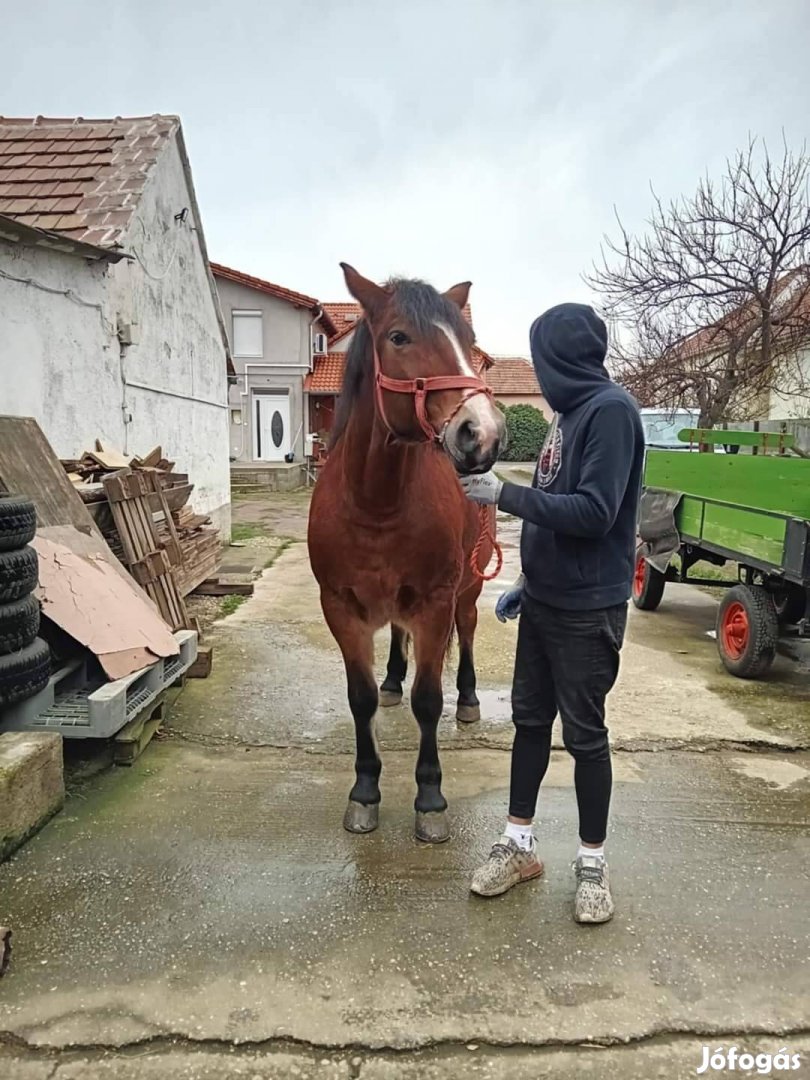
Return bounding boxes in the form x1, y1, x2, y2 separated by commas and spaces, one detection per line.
498, 303, 644, 611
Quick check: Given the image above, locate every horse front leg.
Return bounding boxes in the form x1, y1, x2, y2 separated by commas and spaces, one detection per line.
410, 599, 455, 844
455, 585, 482, 724
379, 623, 408, 707
320, 590, 381, 834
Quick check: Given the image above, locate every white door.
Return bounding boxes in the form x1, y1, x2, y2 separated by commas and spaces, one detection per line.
254, 394, 291, 461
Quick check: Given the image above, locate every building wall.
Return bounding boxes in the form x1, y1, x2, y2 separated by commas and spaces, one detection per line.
0, 241, 122, 447
215, 276, 313, 463
768, 344, 810, 420
0, 133, 231, 537
110, 136, 231, 535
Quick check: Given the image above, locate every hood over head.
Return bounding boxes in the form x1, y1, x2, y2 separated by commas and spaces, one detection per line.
530, 302, 610, 413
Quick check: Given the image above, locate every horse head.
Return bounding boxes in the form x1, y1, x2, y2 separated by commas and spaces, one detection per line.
340, 263, 506, 474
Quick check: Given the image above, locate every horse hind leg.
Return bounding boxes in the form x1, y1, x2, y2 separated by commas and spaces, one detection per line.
320, 591, 381, 833
380, 623, 408, 707
455, 587, 481, 724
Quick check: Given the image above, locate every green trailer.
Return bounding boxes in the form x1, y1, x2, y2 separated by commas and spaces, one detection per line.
634, 428, 810, 678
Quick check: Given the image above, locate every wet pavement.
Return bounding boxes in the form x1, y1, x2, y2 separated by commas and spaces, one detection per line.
1, 498, 809, 1078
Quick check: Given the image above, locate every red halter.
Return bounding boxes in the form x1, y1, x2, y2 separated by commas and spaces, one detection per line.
371, 332, 494, 444
369, 326, 503, 581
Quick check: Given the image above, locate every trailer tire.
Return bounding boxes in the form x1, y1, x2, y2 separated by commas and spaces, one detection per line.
631, 550, 666, 611
0, 496, 36, 553
0, 595, 40, 656
0, 637, 51, 707
0, 546, 38, 604
717, 584, 778, 679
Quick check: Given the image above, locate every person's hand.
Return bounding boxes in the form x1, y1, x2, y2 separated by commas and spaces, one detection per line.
459, 471, 503, 506
495, 574, 524, 623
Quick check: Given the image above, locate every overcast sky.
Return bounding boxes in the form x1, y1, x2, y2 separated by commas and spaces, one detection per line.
3, 0, 809, 353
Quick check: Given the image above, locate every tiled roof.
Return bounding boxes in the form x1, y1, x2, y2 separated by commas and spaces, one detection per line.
0, 114, 178, 248
213, 263, 338, 335
485, 357, 543, 396
305, 353, 345, 393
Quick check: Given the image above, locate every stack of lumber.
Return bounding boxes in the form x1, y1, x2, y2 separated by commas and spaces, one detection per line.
60, 442, 221, 600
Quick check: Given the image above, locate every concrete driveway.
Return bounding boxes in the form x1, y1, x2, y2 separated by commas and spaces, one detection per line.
1, 502, 809, 1079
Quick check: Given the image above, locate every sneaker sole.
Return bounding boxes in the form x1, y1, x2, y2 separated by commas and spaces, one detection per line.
470, 861, 544, 898
575, 908, 615, 925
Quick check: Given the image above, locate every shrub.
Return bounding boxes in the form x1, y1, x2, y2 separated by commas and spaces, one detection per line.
498, 403, 549, 462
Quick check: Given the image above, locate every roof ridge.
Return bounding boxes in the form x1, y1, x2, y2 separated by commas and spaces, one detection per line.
0, 114, 180, 126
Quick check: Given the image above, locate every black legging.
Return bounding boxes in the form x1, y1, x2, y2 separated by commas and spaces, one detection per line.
509, 724, 613, 843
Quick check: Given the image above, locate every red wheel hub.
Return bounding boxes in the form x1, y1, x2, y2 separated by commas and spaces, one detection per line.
633, 554, 647, 598
721, 601, 749, 659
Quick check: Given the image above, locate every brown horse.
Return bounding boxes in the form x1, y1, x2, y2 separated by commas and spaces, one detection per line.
308, 265, 506, 843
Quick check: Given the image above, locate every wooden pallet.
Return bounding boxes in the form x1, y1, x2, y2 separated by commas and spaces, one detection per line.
103, 469, 189, 631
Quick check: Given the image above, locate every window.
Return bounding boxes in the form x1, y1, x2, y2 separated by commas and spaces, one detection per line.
232, 310, 263, 357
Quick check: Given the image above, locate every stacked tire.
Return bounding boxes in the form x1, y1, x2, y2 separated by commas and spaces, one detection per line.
0, 496, 50, 709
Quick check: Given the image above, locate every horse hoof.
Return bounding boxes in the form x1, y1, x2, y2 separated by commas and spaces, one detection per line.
456, 703, 481, 724
379, 690, 402, 708
343, 801, 379, 834
415, 811, 450, 844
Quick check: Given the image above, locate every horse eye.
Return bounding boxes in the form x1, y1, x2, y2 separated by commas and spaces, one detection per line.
388, 330, 410, 347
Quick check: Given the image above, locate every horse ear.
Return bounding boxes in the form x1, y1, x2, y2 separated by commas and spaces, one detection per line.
341, 263, 387, 317
444, 282, 472, 310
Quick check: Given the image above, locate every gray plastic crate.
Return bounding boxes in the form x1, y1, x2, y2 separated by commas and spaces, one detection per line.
0, 630, 197, 739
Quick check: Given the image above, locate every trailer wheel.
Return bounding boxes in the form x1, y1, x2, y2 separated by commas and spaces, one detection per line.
717, 585, 778, 679
632, 550, 666, 611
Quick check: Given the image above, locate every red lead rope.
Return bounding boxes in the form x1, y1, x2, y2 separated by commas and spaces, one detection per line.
470, 505, 503, 581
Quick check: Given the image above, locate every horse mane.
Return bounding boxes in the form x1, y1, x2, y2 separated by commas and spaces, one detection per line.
329, 279, 474, 448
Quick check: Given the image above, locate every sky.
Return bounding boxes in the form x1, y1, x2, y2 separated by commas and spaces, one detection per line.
2, 0, 809, 353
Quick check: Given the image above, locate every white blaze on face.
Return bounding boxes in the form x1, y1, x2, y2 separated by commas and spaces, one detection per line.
434, 320, 501, 445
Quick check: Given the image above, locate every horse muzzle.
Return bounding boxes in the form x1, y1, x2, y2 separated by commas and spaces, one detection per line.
444, 397, 507, 475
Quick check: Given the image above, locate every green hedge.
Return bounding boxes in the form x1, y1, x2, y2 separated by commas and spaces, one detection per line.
497, 403, 549, 462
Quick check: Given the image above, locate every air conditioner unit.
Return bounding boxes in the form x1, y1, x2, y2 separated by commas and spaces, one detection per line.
313, 332, 328, 355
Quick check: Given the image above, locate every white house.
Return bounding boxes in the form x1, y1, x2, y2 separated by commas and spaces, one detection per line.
0, 114, 232, 534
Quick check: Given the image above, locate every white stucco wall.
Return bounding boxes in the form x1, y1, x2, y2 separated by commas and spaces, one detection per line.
768, 344, 810, 420
111, 136, 230, 534
215, 276, 313, 462
0, 242, 124, 447
0, 131, 231, 537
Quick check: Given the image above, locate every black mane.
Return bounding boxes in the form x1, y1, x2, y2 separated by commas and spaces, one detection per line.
329, 278, 474, 447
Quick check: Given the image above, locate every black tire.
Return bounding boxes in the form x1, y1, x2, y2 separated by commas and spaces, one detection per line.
631, 550, 666, 611
773, 585, 806, 626
0, 637, 51, 707
716, 584, 778, 679
0, 595, 40, 656
0, 496, 36, 552
0, 546, 38, 603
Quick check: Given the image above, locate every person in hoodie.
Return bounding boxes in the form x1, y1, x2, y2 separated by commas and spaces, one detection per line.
459, 302, 644, 924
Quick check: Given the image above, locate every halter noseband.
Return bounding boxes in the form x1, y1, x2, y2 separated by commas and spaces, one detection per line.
371, 326, 494, 444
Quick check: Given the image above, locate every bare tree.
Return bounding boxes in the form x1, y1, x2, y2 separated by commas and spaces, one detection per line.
588, 138, 810, 428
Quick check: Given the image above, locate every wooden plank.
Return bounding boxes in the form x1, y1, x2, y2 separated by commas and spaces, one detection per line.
0, 416, 102, 535
644, 450, 810, 519
114, 697, 166, 765
140, 445, 163, 468
193, 581, 254, 597
187, 645, 213, 679
102, 469, 190, 632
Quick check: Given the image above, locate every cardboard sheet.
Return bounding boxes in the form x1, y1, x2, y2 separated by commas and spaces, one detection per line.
34, 529, 179, 681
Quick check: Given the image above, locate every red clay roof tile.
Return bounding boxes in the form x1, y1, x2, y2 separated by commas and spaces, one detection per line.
485, 357, 543, 397
0, 114, 179, 247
